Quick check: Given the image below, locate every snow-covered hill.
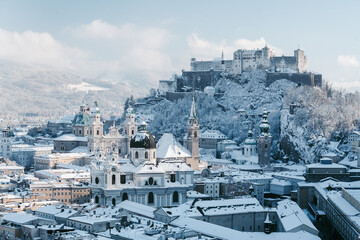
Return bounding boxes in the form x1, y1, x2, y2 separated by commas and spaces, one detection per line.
0, 61, 138, 127
133, 70, 360, 163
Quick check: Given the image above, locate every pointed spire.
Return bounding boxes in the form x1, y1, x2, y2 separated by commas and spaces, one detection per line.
221, 50, 224, 60
190, 91, 197, 119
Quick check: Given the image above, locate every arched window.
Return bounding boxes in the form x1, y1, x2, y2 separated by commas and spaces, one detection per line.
97, 130, 100, 135
173, 191, 179, 203
95, 177, 99, 184
112, 174, 116, 185
131, 130, 134, 134
112, 198, 116, 206
125, 130, 127, 134
95, 196, 99, 204
153, 152, 155, 159
194, 131, 197, 138
135, 151, 139, 158
148, 192, 154, 204
122, 193, 128, 201
145, 152, 148, 159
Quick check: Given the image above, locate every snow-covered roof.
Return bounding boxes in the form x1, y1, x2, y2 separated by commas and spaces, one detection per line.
54, 134, 87, 142
157, 160, 193, 172
3, 212, 39, 224
200, 130, 227, 139
37, 152, 88, 160
35, 205, 63, 215
117, 200, 155, 218
135, 162, 165, 174
171, 216, 320, 240
70, 146, 88, 153
276, 200, 318, 234
327, 191, 360, 230
156, 133, 191, 159
55, 208, 78, 218
271, 178, 292, 186
68, 215, 117, 224
306, 162, 347, 169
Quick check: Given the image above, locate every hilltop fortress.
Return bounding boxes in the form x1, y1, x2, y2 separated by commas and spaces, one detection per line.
190, 45, 307, 74
158, 46, 322, 101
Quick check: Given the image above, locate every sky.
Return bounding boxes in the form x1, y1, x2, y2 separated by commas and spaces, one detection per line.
0, 0, 360, 91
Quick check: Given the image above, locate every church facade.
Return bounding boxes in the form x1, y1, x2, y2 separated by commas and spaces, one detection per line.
89, 99, 199, 207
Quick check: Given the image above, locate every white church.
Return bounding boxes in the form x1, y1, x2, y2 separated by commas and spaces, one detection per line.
89, 97, 201, 207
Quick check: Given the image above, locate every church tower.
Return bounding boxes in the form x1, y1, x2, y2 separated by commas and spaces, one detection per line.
258, 110, 272, 166
88, 101, 104, 154
184, 95, 200, 169
122, 99, 138, 156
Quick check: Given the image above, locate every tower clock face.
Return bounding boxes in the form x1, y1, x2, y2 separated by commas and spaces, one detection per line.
112, 167, 116, 172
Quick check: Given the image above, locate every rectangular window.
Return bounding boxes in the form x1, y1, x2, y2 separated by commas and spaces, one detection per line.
120, 175, 126, 184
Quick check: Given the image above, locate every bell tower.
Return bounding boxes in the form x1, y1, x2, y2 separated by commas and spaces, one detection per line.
184, 94, 199, 169
122, 99, 138, 156
258, 110, 272, 166
88, 101, 103, 153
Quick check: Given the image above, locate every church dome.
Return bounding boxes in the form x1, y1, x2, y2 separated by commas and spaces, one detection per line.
73, 104, 91, 126
244, 130, 256, 145
130, 121, 156, 149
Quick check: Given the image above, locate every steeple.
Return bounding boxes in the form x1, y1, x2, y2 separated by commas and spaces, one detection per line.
189, 92, 197, 120
185, 93, 200, 170
221, 50, 224, 60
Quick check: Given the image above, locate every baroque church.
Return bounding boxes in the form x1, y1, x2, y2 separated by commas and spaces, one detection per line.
89, 97, 200, 207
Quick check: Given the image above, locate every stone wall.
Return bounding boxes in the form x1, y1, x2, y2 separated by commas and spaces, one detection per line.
266, 72, 322, 87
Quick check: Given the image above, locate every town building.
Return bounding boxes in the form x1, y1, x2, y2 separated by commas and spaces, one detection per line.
30, 180, 90, 204
34, 152, 90, 170
199, 129, 227, 149
304, 157, 349, 182
11, 145, 53, 168
298, 179, 360, 240
0, 128, 13, 158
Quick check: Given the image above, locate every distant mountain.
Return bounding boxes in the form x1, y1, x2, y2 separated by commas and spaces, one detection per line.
0, 61, 143, 127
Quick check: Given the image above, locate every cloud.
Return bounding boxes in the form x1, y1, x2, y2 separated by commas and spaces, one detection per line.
0, 21, 176, 90
187, 34, 282, 60
337, 55, 359, 67
71, 20, 174, 74
0, 28, 87, 70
